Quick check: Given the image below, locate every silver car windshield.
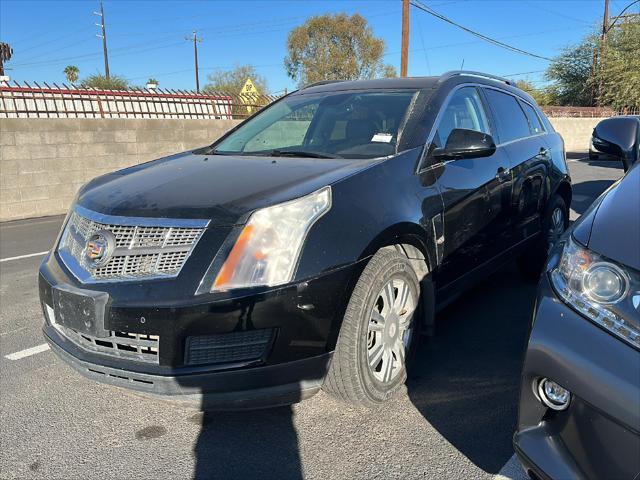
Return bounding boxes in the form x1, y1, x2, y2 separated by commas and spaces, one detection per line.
213, 90, 418, 159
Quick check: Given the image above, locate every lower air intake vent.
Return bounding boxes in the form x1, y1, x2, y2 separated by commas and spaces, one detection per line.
185, 329, 274, 366
55, 324, 159, 364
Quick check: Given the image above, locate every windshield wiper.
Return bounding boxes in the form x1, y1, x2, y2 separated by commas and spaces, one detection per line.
268, 149, 342, 159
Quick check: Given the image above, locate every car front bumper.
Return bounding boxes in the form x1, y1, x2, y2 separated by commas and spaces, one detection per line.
514, 272, 640, 480
39, 251, 365, 409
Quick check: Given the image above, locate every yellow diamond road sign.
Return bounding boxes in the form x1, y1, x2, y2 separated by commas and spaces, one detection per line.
239, 78, 259, 113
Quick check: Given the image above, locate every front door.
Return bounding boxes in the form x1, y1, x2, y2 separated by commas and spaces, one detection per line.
425, 86, 512, 290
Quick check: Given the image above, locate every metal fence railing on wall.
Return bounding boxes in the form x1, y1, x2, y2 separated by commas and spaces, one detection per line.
541, 105, 639, 118
0, 81, 280, 120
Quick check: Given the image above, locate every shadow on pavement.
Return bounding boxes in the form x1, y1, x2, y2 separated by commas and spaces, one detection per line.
407, 263, 536, 474
191, 407, 303, 479
571, 179, 615, 215
566, 151, 623, 170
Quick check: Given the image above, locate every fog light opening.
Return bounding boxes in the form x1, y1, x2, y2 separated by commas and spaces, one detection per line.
537, 378, 571, 411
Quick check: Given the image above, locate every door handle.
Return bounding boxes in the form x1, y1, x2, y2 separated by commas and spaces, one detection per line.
496, 167, 510, 181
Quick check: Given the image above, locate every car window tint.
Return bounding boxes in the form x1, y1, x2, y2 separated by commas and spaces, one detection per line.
244, 104, 316, 151
433, 87, 490, 148
483, 89, 531, 143
216, 90, 418, 159
520, 101, 545, 135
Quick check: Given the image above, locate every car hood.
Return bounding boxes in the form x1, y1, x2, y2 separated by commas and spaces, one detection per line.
583, 164, 640, 271
77, 151, 379, 225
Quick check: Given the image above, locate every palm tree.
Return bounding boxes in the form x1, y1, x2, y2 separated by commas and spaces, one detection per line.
0, 42, 12, 76
64, 65, 79, 85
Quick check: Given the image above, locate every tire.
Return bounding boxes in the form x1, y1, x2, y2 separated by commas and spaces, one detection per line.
518, 195, 569, 279
323, 247, 421, 407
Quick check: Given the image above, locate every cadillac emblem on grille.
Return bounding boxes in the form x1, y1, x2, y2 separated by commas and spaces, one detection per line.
84, 230, 115, 268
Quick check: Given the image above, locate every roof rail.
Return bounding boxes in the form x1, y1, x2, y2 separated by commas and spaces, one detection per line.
302, 79, 345, 89
439, 71, 514, 86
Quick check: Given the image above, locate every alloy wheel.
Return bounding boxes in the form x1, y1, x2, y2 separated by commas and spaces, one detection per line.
547, 207, 566, 250
366, 277, 416, 383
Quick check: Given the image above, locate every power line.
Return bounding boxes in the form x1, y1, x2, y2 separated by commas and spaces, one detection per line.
124, 63, 283, 82
501, 69, 546, 77
9, 20, 318, 69
606, 0, 640, 31
409, 0, 552, 61
383, 25, 586, 58
10, 40, 185, 68
525, 2, 594, 25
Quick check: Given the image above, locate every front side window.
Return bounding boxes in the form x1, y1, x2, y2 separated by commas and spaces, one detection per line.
483, 89, 531, 143
214, 90, 419, 159
432, 87, 491, 149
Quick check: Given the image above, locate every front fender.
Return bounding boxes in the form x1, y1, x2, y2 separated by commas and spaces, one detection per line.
295, 148, 442, 281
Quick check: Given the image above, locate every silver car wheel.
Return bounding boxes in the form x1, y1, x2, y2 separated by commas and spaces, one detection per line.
367, 277, 416, 383
547, 207, 566, 250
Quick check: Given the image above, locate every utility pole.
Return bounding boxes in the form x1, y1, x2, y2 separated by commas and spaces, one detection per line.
601, 0, 610, 42
401, 0, 410, 77
94, 1, 110, 79
186, 31, 203, 92
595, 0, 609, 104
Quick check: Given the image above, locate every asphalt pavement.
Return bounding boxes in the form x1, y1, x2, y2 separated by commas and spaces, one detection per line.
0, 155, 625, 480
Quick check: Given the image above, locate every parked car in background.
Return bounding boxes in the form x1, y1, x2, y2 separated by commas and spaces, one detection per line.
39, 71, 571, 409
514, 162, 640, 479
589, 115, 640, 171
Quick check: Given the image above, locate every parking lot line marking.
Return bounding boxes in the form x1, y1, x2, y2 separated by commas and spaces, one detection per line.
493, 454, 528, 480
4, 343, 50, 361
0, 251, 48, 263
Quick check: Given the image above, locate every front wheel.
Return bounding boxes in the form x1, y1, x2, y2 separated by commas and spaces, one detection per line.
323, 247, 421, 407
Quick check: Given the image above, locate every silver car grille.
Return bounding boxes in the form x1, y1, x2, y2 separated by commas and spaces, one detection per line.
58, 206, 208, 282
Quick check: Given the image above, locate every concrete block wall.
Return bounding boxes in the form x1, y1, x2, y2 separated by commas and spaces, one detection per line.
0, 118, 239, 222
548, 117, 604, 152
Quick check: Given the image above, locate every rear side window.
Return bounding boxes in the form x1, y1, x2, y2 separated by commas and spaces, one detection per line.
433, 87, 491, 148
520, 101, 545, 135
483, 89, 531, 143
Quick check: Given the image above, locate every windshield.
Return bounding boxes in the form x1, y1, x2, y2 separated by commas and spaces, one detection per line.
214, 90, 418, 159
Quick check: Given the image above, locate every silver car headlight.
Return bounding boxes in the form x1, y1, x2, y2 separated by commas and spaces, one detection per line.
550, 236, 640, 349
207, 187, 331, 292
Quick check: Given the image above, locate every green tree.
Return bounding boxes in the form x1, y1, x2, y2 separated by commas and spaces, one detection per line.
63, 65, 79, 84
545, 36, 598, 106
591, 19, 640, 110
514, 79, 554, 106
80, 74, 129, 90
284, 13, 395, 85
202, 65, 268, 94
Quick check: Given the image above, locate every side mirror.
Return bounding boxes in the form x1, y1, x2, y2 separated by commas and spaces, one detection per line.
432, 128, 496, 160
592, 116, 640, 171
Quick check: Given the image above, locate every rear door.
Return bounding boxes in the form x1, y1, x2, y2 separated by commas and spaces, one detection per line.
482, 88, 550, 244
425, 86, 512, 290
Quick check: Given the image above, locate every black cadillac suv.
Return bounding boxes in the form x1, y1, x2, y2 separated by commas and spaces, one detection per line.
39, 71, 572, 408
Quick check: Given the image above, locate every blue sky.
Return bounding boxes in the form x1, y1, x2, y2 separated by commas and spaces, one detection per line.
1, 0, 635, 93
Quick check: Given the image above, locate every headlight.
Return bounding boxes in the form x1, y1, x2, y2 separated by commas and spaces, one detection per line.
550, 236, 640, 349
207, 187, 331, 292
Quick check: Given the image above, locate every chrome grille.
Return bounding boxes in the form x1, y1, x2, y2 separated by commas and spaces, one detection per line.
58, 207, 208, 282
